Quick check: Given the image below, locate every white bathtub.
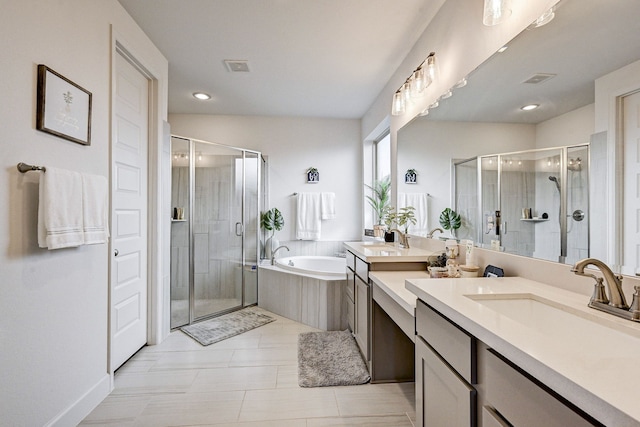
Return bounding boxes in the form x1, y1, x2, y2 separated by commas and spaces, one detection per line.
274, 256, 346, 277
259, 256, 347, 330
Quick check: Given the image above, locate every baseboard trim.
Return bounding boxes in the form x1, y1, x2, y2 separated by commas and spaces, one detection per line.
45, 373, 111, 427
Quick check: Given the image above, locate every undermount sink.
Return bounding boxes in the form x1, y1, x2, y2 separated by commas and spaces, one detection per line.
465, 293, 640, 343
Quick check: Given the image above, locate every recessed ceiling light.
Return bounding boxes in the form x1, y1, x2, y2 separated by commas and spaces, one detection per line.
521, 104, 539, 111
193, 92, 211, 100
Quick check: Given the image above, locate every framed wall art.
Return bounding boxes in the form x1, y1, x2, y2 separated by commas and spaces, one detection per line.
36, 64, 92, 146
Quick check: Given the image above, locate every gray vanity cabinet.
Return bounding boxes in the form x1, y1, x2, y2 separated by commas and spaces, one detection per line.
415, 299, 602, 427
345, 251, 370, 365
415, 299, 477, 426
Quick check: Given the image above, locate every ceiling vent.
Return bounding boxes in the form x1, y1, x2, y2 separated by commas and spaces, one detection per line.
224, 60, 250, 72
522, 73, 556, 84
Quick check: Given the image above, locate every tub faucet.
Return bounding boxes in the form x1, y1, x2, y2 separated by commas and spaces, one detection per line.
427, 227, 444, 239
271, 245, 289, 265
389, 229, 409, 249
571, 257, 640, 322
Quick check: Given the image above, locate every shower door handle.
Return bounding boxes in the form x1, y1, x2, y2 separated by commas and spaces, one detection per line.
235, 222, 244, 236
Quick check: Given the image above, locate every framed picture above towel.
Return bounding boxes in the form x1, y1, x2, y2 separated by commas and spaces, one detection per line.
36, 64, 92, 146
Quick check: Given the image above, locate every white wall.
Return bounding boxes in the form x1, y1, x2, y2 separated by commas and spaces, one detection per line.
535, 103, 595, 149
169, 114, 363, 242
0, 1, 167, 425
397, 119, 536, 232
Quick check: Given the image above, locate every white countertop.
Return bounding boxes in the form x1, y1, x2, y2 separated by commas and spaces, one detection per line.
344, 241, 434, 263
405, 276, 640, 427
369, 271, 430, 314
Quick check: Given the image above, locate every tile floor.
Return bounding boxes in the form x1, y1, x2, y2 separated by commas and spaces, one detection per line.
80, 308, 416, 426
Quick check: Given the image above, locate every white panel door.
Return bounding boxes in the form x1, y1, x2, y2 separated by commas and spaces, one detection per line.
623, 91, 640, 276
111, 52, 149, 370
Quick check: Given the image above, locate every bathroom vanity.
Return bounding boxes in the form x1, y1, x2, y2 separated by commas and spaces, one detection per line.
406, 276, 640, 427
343, 241, 432, 382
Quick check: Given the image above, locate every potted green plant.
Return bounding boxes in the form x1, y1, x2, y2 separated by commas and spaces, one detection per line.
260, 207, 284, 258
397, 206, 417, 234
383, 207, 397, 242
439, 207, 461, 238
365, 175, 391, 236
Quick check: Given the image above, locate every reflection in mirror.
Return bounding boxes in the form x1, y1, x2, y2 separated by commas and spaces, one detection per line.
397, 0, 640, 273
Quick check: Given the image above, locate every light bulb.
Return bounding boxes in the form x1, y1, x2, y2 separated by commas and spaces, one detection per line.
426, 53, 438, 83
411, 67, 427, 97
483, 0, 512, 26
391, 90, 405, 116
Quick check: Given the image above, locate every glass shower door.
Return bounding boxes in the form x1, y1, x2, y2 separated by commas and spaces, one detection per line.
192, 142, 244, 320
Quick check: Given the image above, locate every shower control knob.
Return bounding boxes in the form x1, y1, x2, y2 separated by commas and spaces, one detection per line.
114, 249, 119, 257
571, 210, 585, 222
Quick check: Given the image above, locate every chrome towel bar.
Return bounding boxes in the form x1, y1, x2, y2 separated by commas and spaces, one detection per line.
17, 162, 46, 173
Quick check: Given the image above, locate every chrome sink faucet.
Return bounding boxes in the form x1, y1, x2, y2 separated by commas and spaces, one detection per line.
571, 257, 640, 321
427, 227, 444, 239
271, 245, 289, 265
389, 229, 409, 248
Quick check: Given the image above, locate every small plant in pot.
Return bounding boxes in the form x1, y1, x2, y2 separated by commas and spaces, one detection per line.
397, 206, 417, 234
383, 207, 397, 242
260, 207, 284, 258
365, 175, 391, 237
439, 208, 461, 238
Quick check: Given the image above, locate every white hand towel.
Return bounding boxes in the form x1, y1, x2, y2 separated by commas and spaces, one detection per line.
82, 173, 110, 245
398, 193, 429, 234
320, 192, 336, 220
38, 168, 84, 249
296, 192, 322, 240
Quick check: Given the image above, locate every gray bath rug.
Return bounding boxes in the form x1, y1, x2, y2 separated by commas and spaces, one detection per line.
181, 307, 275, 346
298, 330, 371, 387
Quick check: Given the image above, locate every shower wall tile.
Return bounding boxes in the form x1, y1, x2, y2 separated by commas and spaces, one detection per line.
193, 233, 209, 274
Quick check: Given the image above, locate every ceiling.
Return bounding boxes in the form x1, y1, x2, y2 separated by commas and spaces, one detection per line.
117, 0, 442, 119
422, 0, 640, 124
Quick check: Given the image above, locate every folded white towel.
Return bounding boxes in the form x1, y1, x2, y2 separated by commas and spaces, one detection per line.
38, 168, 85, 249
320, 192, 336, 220
398, 193, 429, 234
82, 173, 110, 245
296, 192, 322, 240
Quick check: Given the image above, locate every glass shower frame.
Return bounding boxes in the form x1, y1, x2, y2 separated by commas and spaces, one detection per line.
454, 144, 589, 265
170, 136, 262, 328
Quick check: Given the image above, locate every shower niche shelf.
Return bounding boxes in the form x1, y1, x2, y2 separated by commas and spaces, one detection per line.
520, 218, 549, 223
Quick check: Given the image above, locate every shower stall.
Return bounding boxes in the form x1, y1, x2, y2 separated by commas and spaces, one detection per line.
454, 144, 589, 265
170, 136, 264, 328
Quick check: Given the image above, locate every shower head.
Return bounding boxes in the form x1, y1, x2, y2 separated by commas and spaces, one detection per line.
548, 175, 560, 191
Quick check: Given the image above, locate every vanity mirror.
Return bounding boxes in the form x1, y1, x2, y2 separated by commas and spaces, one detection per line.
397, 0, 640, 274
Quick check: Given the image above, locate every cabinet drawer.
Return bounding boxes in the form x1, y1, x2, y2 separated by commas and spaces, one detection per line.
416, 299, 476, 383
355, 256, 368, 281
345, 268, 355, 303
416, 336, 476, 427
346, 251, 356, 271
484, 348, 596, 427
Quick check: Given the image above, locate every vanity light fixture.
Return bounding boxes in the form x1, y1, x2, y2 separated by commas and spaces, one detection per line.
392, 89, 406, 116
440, 90, 453, 100
429, 101, 439, 109
418, 108, 429, 117
193, 92, 211, 100
391, 52, 437, 116
530, 6, 556, 28
454, 77, 468, 88
483, 0, 512, 26
521, 104, 539, 111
